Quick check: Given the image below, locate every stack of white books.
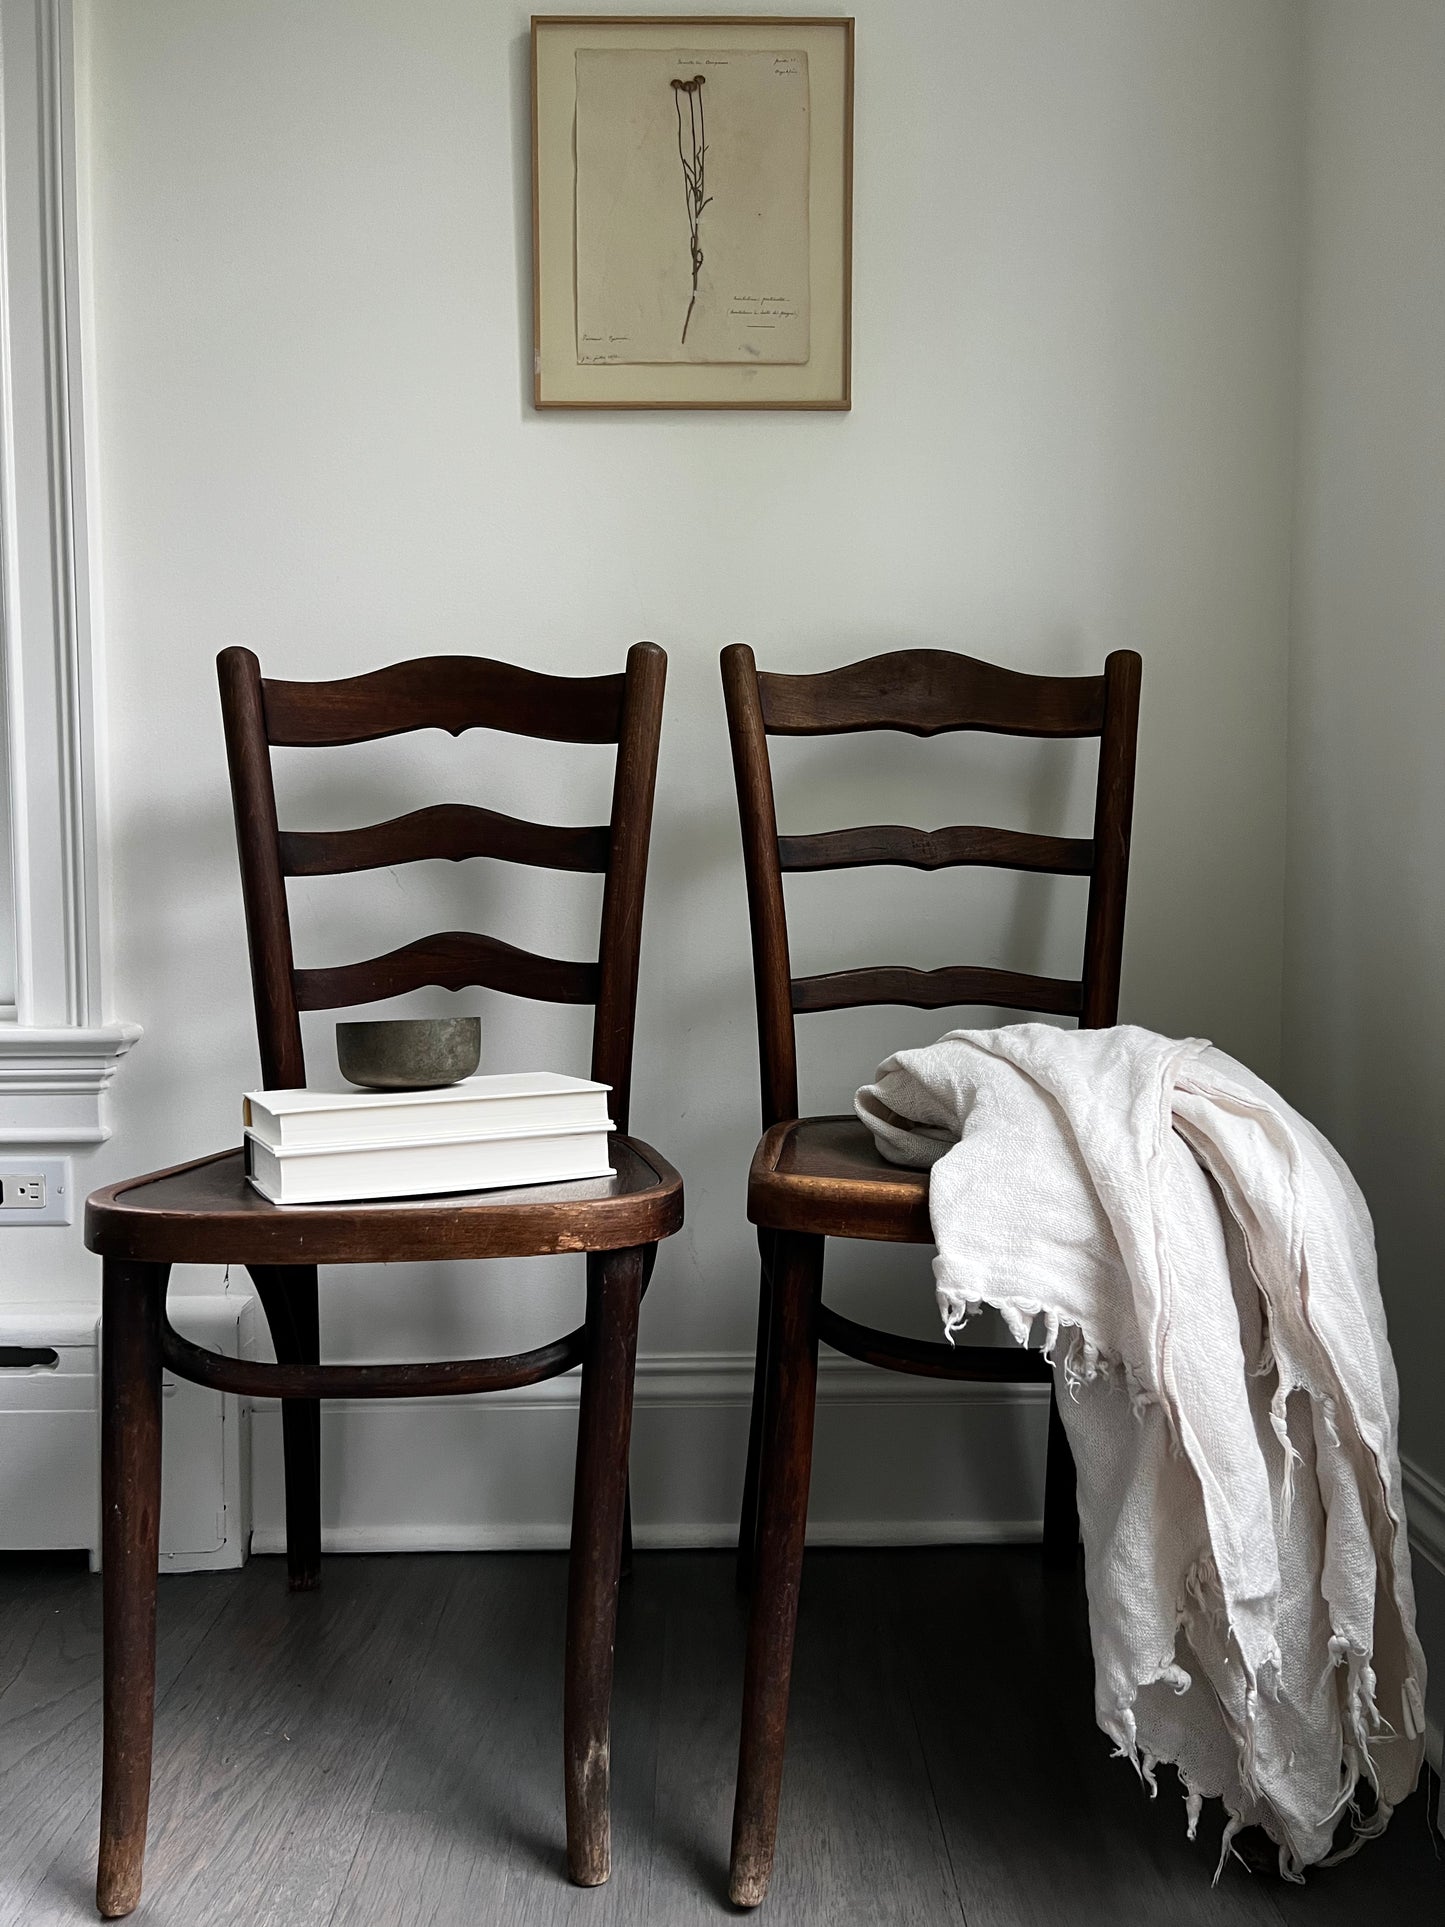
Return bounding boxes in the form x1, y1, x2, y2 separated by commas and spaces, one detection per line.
241, 1072, 615, 1205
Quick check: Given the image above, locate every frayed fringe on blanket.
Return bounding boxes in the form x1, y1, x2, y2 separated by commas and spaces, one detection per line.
858, 1025, 1426, 1879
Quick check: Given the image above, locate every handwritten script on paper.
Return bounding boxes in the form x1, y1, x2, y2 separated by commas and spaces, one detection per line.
575, 49, 810, 366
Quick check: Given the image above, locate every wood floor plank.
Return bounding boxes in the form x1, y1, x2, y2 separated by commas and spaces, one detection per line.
643, 1551, 964, 1925
0, 1557, 237, 1927
750, 1551, 965, 1925
1269, 1781, 1443, 1925
155, 1554, 458, 1927
35, 1555, 459, 1927
329, 1551, 666, 1927
635, 1552, 753, 1923
896, 1547, 1291, 1927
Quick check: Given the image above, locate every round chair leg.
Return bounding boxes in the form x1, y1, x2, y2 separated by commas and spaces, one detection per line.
736, 1233, 776, 1594
97, 1261, 168, 1920
729, 1231, 823, 1909
248, 1265, 323, 1592
1041, 1384, 1080, 1573
564, 1245, 645, 1886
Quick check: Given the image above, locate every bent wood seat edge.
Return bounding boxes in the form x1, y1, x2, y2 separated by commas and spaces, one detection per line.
85, 1138, 683, 1266
746, 1116, 932, 1244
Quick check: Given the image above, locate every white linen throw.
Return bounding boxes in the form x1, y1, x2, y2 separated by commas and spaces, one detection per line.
854, 1024, 1426, 1876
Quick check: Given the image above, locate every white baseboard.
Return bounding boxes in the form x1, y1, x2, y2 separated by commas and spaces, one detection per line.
249, 1350, 1051, 1556
1402, 1455, 1445, 1801
1403, 1452, 1445, 1573
249, 1517, 1046, 1556
248, 1350, 1044, 1412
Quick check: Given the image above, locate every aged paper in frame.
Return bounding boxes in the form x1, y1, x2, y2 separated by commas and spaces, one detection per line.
533, 16, 852, 408
575, 49, 811, 365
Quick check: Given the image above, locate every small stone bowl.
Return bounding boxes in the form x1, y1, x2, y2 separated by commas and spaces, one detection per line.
336, 1017, 481, 1091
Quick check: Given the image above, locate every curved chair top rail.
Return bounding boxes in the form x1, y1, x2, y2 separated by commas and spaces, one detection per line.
259, 651, 631, 746
755, 647, 1107, 739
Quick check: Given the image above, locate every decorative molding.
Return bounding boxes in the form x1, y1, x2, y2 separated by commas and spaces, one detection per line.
1400, 1456, 1444, 1791
0, 1020, 141, 1142
0, 1, 137, 1135
1403, 1452, 1445, 1576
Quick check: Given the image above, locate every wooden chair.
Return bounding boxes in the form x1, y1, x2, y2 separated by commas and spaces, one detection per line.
85, 643, 683, 1919
720, 643, 1142, 1908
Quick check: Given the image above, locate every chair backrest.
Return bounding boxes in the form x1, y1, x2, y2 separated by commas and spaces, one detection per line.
721, 644, 1143, 1129
218, 643, 667, 1134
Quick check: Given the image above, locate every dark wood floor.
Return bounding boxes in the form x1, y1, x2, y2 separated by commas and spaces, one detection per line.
0, 1547, 1438, 1925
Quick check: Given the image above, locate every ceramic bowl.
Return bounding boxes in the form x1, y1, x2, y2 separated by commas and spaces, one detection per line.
335, 1017, 481, 1091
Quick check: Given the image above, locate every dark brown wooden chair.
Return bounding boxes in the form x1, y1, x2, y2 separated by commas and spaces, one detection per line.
720, 643, 1142, 1908
86, 643, 683, 1919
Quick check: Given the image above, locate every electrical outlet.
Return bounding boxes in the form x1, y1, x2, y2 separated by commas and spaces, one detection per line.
0, 1158, 73, 1226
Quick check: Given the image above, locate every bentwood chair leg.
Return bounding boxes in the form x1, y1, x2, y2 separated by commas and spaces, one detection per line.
1041, 1383, 1080, 1573
564, 1244, 646, 1886
97, 1260, 169, 1920
735, 1229, 777, 1593
618, 1243, 661, 1582
247, 1265, 323, 1591
729, 1231, 824, 1910
620, 1485, 634, 1580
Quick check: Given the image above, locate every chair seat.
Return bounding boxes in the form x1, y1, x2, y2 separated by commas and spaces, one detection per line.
85, 1135, 683, 1267
747, 1114, 932, 1244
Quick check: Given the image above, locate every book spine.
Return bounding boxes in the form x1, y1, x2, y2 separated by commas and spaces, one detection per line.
276, 1104, 612, 1151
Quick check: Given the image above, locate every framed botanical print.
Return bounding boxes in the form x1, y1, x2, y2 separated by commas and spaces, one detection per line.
532, 15, 854, 409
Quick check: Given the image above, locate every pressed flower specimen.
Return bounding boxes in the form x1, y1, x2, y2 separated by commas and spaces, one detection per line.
671, 74, 710, 346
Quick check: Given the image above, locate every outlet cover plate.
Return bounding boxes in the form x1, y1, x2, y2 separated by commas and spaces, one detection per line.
0, 1158, 73, 1226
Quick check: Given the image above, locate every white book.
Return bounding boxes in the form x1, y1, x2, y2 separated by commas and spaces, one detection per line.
243, 1121, 616, 1206
242, 1071, 611, 1153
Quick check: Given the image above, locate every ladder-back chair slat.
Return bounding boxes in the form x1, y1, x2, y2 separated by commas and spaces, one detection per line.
790, 965, 1084, 1019
777, 824, 1094, 876
293, 931, 601, 1012
278, 805, 611, 878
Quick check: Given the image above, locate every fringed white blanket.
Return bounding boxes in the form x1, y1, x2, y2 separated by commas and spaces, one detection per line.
854, 1024, 1426, 1877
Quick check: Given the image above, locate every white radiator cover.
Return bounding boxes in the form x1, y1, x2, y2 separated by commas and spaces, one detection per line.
0, 1293, 254, 1570
159, 1293, 254, 1571
0, 1305, 100, 1553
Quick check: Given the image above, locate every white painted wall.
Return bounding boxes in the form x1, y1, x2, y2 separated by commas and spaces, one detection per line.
1283, 0, 1445, 1762
6, 1, 1303, 1541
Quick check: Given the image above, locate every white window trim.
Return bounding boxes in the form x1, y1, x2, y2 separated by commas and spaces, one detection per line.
0, 0, 137, 1144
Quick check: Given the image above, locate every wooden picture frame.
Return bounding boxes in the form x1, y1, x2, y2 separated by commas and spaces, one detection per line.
532, 15, 854, 410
